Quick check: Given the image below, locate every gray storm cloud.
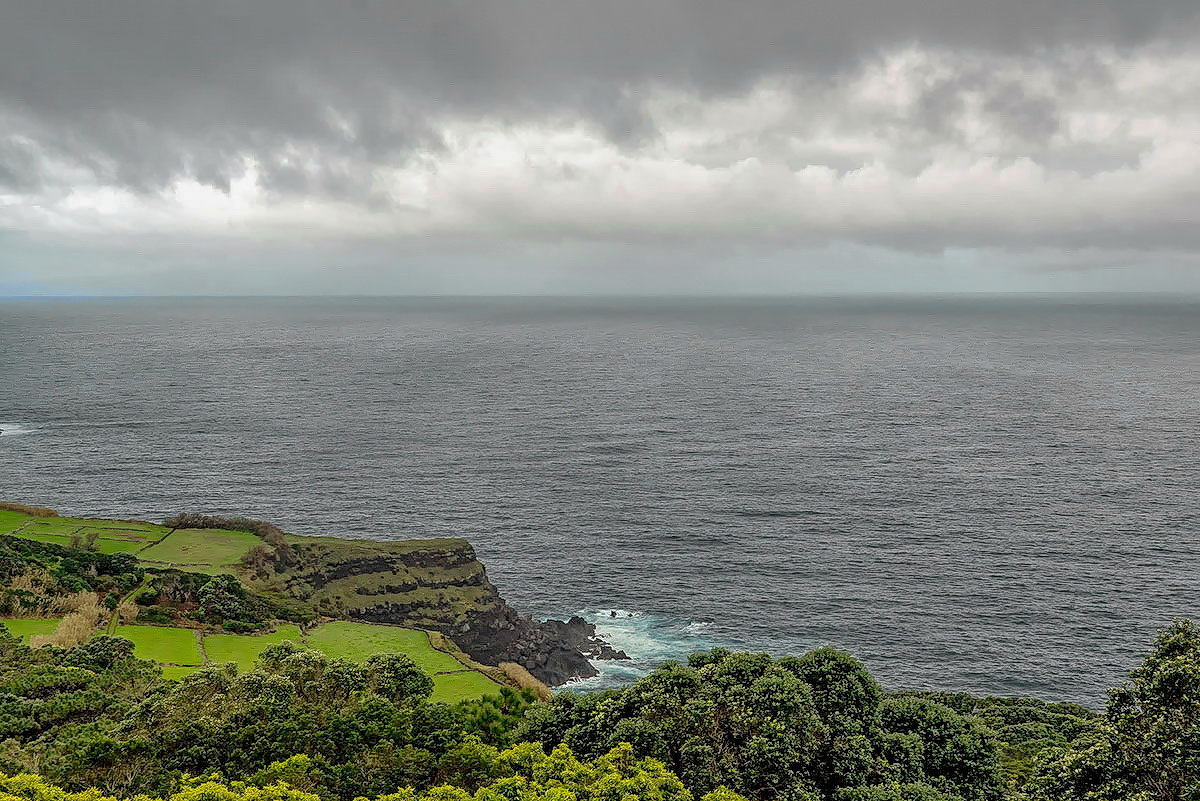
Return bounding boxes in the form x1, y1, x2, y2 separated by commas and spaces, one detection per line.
2, 1, 1200, 293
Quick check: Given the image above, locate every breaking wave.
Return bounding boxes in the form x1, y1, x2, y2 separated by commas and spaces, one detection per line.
0, 422, 41, 437
558, 608, 723, 692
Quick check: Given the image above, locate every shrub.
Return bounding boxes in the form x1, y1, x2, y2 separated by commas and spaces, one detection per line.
30, 606, 102, 649
224, 619, 266, 634
0, 501, 59, 516
116, 599, 139, 624
137, 605, 177, 624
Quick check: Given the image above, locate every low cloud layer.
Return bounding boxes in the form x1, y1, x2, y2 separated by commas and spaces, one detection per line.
2, 1, 1200, 293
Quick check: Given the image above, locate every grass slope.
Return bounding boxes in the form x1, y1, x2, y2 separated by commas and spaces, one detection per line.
430, 670, 506, 703
201, 622, 502, 701
159, 665, 205, 681
204, 625, 305, 671
2, 509, 171, 555
114, 625, 203, 665
1, 618, 62, 643
306, 621, 465, 673
138, 528, 260, 572
0, 511, 32, 535
305, 621, 502, 701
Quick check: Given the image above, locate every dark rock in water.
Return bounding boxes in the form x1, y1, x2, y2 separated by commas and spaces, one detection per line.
540, 615, 631, 661
451, 606, 604, 686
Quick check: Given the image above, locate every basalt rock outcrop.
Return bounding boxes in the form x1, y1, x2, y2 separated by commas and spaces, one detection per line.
251, 533, 603, 685
540, 616, 631, 660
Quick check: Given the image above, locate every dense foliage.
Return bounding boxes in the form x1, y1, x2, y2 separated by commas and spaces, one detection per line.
0, 741, 739, 801
0, 619, 1195, 801
0, 631, 535, 800
518, 647, 1004, 801
1026, 620, 1200, 801
135, 571, 313, 629
0, 537, 142, 615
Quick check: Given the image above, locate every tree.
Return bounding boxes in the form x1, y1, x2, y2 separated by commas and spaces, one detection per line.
1030, 619, 1200, 801
780, 648, 886, 793
62, 634, 135, 670
877, 696, 1003, 801
520, 651, 828, 799
365, 653, 434, 704
198, 574, 251, 622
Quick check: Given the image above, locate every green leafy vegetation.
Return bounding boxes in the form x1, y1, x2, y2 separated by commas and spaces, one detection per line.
0, 606, 1195, 801
0, 740, 728, 801
0, 505, 1194, 801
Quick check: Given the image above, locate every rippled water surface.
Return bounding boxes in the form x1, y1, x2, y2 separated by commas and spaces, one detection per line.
1, 296, 1197, 705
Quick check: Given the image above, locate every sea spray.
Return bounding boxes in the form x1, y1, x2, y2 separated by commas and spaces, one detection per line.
557, 608, 723, 691
0, 423, 40, 437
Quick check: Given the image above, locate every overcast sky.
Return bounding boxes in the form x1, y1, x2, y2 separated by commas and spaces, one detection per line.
3, 1, 1200, 295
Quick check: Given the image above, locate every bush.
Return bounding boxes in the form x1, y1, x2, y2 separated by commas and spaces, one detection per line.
0, 501, 59, 516
137, 605, 176, 624
224, 619, 267, 634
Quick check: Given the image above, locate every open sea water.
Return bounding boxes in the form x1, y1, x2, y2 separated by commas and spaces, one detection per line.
1, 295, 1197, 707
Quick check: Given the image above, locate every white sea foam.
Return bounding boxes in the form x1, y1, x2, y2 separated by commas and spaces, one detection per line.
556, 607, 721, 692
0, 422, 40, 437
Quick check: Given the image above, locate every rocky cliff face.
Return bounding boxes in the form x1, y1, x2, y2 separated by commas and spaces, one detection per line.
252, 534, 603, 685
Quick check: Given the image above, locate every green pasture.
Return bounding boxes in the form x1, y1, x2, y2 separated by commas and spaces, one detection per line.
159, 665, 205, 681
203, 620, 502, 701
430, 670, 505, 703
114, 624, 203, 665
203, 625, 305, 671
1, 618, 62, 643
305, 621, 502, 701
92, 539, 151, 554
3, 510, 170, 555
306, 620, 465, 674
7, 531, 75, 547
138, 528, 260, 572
0, 511, 33, 535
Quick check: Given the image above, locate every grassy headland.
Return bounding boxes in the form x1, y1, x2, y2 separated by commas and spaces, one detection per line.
0, 502, 512, 702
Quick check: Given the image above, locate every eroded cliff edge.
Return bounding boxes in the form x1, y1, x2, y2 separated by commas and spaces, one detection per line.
245, 533, 610, 685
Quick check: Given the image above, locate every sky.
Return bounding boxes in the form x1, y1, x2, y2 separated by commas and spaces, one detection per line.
2, 1, 1200, 296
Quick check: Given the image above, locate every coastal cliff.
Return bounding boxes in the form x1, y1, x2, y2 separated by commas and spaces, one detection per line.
249, 533, 608, 685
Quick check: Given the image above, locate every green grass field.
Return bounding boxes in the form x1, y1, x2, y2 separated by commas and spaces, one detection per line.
203, 625, 305, 671
205, 621, 502, 702
306, 621, 466, 674
430, 670, 505, 703
8, 528, 157, 554
0, 510, 35, 535
2, 509, 171, 556
92, 539, 152, 554
159, 665, 205, 681
306, 621, 502, 701
1, 618, 62, 643
114, 625, 203, 665
138, 528, 260, 572
7, 531, 75, 546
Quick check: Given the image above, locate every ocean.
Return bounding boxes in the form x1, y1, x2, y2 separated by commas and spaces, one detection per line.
1, 295, 1197, 706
